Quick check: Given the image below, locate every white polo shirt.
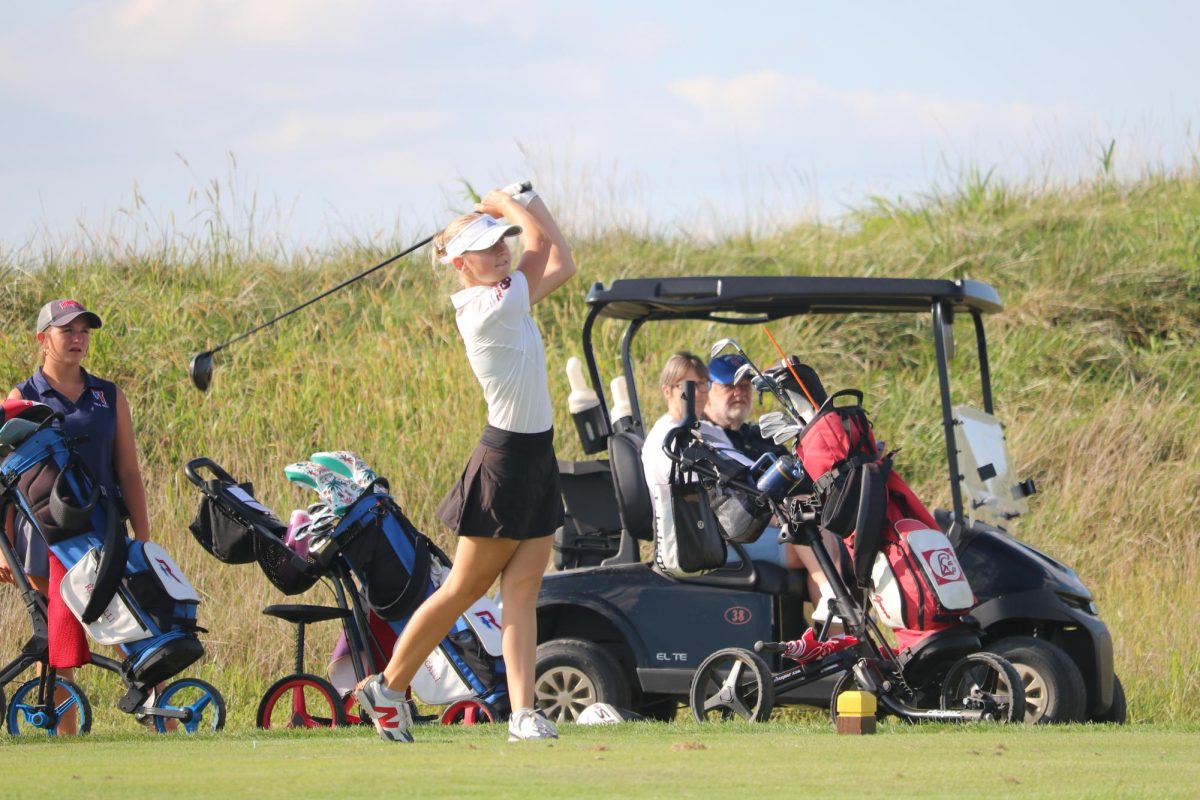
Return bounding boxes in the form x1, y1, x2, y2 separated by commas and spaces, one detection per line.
451, 270, 553, 434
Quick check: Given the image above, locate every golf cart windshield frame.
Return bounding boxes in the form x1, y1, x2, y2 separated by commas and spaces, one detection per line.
577, 275, 1002, 525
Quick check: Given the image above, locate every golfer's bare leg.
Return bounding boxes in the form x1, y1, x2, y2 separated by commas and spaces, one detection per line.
378, 536, 518, 691
497, 535, 553, 711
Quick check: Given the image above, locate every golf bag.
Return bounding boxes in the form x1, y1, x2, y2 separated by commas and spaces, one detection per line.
186, 458, 505, 707
0, 403, 203, 686
790, 386, 975, 649
328, 489, 505, 704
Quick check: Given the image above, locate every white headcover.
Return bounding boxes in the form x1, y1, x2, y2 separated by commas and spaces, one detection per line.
440, 215, 522, 263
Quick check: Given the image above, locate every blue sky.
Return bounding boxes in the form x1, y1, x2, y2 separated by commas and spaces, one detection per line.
2, 0, 1197, 254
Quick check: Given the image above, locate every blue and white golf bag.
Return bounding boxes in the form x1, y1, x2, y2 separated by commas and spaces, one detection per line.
0, 411, 203, 687
328, 489, 506, 706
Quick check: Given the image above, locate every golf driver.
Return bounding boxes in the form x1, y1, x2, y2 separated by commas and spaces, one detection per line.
189, 181, 532, 392
187, 234, 432, 391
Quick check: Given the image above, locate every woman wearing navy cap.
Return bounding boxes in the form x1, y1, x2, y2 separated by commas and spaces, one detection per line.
3, 299, 155, 733
356, 184, 576, 743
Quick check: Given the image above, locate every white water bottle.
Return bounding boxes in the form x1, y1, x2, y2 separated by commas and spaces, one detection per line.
609, 376, 634, 432
566, 356, 607, 454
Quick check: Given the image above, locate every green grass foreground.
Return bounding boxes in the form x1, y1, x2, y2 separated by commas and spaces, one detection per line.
2, 722, 1198, 799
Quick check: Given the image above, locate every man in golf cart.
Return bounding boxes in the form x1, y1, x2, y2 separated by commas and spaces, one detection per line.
704, 354, 788, 463
641, 352, 854, 661
703, 353, 849, 622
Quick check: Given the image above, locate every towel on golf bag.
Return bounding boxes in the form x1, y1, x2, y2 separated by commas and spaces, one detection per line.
793, 389, 975, 649
0, 413, 204, 686
329, 488, 505, 704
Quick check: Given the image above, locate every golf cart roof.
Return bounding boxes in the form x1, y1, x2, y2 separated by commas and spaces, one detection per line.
585, 276, 1002, 321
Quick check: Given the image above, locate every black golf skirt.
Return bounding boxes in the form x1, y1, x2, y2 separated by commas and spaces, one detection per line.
436, 425, 564, 541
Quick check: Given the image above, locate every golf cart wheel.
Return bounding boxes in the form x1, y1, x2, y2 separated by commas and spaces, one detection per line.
441, 698, 499, 725
6, 676, 92, 735
939, 652, 1025, 724
256, 673, 348, 729
636, 694, 680, 722
154, 678, 226, 734
1094, 673, 1128, 724
689, 647, 775, 723
987, 637, 1087, 724
535, 638, 632, 723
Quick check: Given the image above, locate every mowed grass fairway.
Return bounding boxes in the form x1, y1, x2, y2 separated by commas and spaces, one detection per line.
1, 722, 1197, 799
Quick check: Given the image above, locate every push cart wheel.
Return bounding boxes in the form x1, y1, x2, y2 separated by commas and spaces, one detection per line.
689, 647, 775, 723
441, 698, 500, 725
6, 676, 93, 735
154, 678, 226, 733
257, 673, 348, 729
939, 652, 1025, 724
344, 693, 364, 725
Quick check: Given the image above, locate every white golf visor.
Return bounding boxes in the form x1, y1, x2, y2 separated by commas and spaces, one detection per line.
439, 215, 522, 263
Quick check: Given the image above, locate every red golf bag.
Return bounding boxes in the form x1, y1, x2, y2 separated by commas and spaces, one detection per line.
783, 372, 976, 650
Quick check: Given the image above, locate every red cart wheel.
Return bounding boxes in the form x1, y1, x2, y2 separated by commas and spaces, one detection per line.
256, 673, 348, 729
441, 698, 499, 725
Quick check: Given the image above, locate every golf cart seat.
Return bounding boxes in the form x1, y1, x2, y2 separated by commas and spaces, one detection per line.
607, 429, 807, 595
609, 430, 655, 542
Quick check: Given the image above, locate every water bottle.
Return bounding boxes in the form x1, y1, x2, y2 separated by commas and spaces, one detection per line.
566, 356, 608, 454
756, 455, 805, 500
609, 376, 635, 433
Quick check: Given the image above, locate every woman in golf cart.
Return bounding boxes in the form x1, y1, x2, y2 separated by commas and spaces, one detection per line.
356, 184, 575, 743
3, 299, 156, 732
642, 351, 856, 663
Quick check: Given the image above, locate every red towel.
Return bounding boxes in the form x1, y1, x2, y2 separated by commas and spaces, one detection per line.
48, 553, 91, 669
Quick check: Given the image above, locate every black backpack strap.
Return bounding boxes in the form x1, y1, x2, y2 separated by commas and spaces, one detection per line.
373, 534, 431, 620
850, 462, 888, 590
81, 495, 126, 623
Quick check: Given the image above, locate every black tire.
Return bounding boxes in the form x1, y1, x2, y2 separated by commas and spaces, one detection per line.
689, 647, 775, 723
636, 694, 680, 722
257, 673, 349, 729
535, 639, 632, 723
939, 652, 1026, 723
1094, 673, 1128, 724
987, 636, 1087, 724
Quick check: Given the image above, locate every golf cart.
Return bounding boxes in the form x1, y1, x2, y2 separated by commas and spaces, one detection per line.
534, 276, 1123, 724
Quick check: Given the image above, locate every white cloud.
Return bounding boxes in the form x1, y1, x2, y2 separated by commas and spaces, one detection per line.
668, 70, 1075, 144
251, 110, 447, 153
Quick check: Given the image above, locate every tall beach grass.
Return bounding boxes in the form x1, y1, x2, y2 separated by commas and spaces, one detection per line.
1, 167, 1197, 726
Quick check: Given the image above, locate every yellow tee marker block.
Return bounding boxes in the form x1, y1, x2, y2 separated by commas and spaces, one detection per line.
835, 690, 877, 735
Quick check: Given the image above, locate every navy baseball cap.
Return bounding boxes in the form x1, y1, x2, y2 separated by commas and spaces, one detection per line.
708, 354, 749, 385
36, 299, 102, 333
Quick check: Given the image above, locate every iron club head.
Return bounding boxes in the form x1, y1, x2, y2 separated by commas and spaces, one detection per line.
189, 351, 214, 393
710, 338, 739, 359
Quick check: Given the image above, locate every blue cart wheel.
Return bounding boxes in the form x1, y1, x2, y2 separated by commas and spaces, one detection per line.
153, 678, 226, 734
6, 676, 93, 736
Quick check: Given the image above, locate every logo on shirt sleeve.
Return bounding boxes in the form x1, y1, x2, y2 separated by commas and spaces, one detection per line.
494, 276, 512, 301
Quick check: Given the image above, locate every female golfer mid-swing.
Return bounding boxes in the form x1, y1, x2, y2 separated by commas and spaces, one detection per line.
356, 184, 576, 742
